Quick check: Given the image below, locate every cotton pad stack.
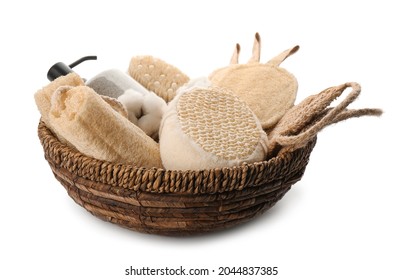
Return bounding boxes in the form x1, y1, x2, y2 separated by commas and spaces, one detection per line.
159, 86, 269, 170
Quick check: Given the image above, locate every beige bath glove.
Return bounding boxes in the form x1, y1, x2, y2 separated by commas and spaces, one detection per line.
128, 56, 190, 102
159, 86, 268, 171
209, 33, 299, 130
48, 85, 163, 168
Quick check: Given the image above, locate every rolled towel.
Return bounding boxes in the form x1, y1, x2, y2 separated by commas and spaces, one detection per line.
117, 89, 166, 140
159, 86, 268, 170
48, 85, 163, 168
86, 69, 167, 140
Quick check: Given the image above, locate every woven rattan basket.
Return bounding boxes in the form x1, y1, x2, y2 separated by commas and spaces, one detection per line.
38, 121, 316, 235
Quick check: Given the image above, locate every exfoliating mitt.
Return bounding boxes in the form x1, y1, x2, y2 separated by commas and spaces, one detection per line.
159, 86, 268, 170
48, 85, 163, 168
128, 56, 190, 102
209, 33, 299, 130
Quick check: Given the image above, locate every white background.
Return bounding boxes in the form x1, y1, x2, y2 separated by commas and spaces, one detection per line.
1, 1, 400, 279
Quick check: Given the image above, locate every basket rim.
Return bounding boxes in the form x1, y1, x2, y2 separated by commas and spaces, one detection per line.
38, 120, 317, 194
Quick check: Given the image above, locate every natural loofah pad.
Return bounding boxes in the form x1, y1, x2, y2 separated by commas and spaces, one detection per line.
159, 87, 268, 170
128, 56, 189, 102
209, 33, 299, 130
210, 64, 297, 130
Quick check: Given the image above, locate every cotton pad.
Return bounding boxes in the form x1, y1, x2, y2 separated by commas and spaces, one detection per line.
86, 69, 167, 140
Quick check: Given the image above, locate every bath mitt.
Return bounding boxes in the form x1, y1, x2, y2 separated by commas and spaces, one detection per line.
48, 85, 163, 168
209, 33, 299, 130
267, 82, 383, 157
128, 56, 190, 102
86, 69, 167, 140
159, 86, 268, 171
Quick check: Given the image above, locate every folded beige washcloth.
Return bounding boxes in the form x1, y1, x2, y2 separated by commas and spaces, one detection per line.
48, 85, 163, 168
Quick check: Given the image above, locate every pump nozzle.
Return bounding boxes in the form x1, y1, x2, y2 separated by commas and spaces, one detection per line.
47, 55, 97, 81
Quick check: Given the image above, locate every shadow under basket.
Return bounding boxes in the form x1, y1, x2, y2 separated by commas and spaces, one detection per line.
38, 121, 317, 236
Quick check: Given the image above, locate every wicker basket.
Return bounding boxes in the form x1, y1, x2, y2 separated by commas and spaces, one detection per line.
38, 121, 317, 235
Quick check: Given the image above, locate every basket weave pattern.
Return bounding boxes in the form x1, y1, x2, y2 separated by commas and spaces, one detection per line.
38, 121, 316, 235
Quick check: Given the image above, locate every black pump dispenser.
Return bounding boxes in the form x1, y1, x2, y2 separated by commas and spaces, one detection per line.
47, 56, 97, 81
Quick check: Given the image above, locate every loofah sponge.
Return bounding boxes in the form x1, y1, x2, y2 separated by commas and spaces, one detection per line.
48, 85, 163, 168
159, 86, 268, 170
34, 73, 85, 145
34, 73, 84, 127
98, 95, 128, 119
209, 33, 299, 130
